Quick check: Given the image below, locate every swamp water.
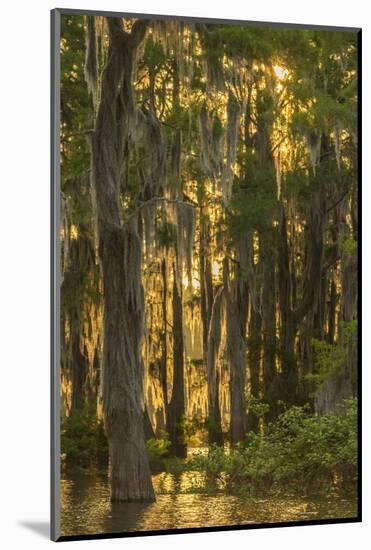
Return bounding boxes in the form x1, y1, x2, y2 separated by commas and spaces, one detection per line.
61, 469, 357, 536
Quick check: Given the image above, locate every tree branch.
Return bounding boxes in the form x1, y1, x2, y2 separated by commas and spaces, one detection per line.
124, 196, 196, 226
131, 19, 149, 47
326, 190, 348, 213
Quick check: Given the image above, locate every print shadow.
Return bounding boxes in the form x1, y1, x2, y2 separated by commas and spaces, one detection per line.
18, 521, 49, 539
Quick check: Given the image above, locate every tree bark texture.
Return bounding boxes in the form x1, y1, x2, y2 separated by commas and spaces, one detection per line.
91, 17, 155, 502
167, 264, 187, 458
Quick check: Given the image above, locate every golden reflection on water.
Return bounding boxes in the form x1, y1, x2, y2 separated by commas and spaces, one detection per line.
60, 470, 357, 537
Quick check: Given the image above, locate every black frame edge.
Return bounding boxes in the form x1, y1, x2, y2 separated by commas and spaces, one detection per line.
57, 516, 361, 543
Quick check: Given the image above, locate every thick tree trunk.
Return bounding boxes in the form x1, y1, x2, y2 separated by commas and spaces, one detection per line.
160, 258, 169, 424
228, 296, 247, 446
199, 207, 223, 445
99, 224, 154, 502
206, 286, 224, 446
90, 18, 154, 502
109, 418, 154, 502
315, 221, 357, 413
261, 240, 276, 407
247, 306, 261, 432
224, 260, 247, 446
200, 246, 214, 361
168, 264, 187, 457
278, 207, 298, 405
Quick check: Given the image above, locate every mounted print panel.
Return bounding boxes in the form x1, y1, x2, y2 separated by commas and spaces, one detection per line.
51, 8, 361, 541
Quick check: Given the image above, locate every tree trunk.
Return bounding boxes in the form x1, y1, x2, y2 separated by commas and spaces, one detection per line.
199, 206, 223, 445
90, 18, 154, 502
99, 224, 154, 502
224, 260, 247, 446
167, 264, 187, 457
70, 319, 88, 412
160, 257, 169, 425
206, 286, 224, 445
200, 234, 214, 362
143, 406, 156, 440
327, 277, 337, 345
247, 306, 261, 432
278, 207, 298, 405
261, 239, 276, 408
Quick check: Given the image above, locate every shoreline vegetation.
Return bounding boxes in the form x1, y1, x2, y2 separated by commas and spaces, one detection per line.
62, 397, 357, 498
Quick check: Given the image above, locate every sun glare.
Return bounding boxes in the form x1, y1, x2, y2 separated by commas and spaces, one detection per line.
212, 261, 220, 278
182, 273, 200, 290
274, 65, 288, 80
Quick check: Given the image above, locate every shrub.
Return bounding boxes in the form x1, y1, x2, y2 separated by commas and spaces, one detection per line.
146, 430, 172, 472
188, 398, 357, 495
61, 404, 108, 468
309, 321, 357, 388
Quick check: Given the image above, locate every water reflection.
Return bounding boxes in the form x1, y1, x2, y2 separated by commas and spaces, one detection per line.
61, 470, 357, 536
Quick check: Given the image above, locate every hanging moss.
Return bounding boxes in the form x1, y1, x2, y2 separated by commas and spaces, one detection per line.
175, 202, 196, 287
84, 16, 99, 109
221, 90, 240, 203
199, 105, 224, 180
307, 130, 322, 174
198, 24, 225, 91
168, 128, 182, 199
334, 121, 342, 170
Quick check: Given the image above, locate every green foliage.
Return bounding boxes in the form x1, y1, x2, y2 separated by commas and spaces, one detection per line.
63, 178, 93, 228
61, 237, 101, 313
230, 183, 279, 235
211, 116, 224, 140
146, 430, 171, 461
189, 399, 357, 495
60, 15, 92, 182
142, 35, 165, 74
213, 25, 276, 60
61, 264, 90, 312
342, 237, 357, 259
309, 340, 346, 386
284, 168, 308, 200
309, 321, 357, 387
156, 220, 177, 250
180, 416, 206, 445
246, 396, 270, 419
146, 431, 188, 473
61, 404, 108, 468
